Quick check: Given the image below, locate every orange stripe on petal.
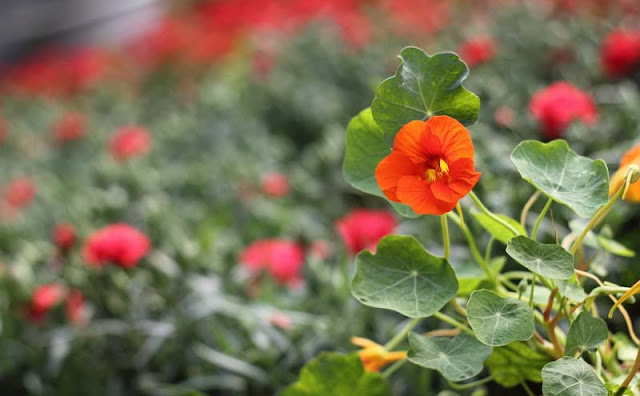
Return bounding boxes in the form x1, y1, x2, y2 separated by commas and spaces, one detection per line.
396, 176, 455, 215
375, 151, 419, 202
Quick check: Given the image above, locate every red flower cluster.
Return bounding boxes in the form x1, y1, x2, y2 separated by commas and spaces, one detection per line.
529, 82, 598, 139
239, 239, 305, 287
28, 284, 87, 325
458, 36, 497, 68
51, 112, 87, 144
53, 223, 76, 251
336, 209, 396, 255
601, 29, 640, 78
109, 126, 151, 161
83, 224, 151, 269
4, 178, 36, 209
261, 172, 290, 198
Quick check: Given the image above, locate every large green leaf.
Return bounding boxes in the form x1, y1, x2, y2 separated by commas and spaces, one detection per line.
471, 209, 526, 244
564, 312, 608, 357
351, 235, 458, 318
506, 236, 575, 280
282, 353, 391, 396
510, 140, 609, 218
467, 290, 535, 346
371, 47, 480, 143
486, 342, 550, 388
541, 357, 607, 396
342, 108, 417, 218
407, 333, 492, 382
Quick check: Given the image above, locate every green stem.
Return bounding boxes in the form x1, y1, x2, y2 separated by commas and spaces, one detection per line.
433, 312, 473, 335
528, 275, 537, 308
447, 212, 493, 283
384, 318, 421, 351
484, 237, 494, 266
522, 381, 536, 396
468, 190, 520, 237
448, 375, 494, 390
381, 359, 406, 379
531, 197, 553, 240
570, 185, 624, 255
520, 191, 541, 227
441, 215, 450, 261
616, 339, 640, 396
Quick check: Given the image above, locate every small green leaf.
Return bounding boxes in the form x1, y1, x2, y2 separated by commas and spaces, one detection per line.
407, 333, 492, 382
371, 47, 480, 143
282, 353, 391, 396
351, 235, 458, 318
470, 209, 526, 244
596, 236, 635, 258
485, 342, 550, 388
506, 236, 575, 280
541, 357, 607, 396
556, 279, 587, 302
342, 108, 418, 218
511, 140, 609, 218
565, 312, 609, 357
467, 290, 535, 346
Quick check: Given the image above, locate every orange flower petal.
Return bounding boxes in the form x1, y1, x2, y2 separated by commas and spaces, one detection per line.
428, 116, 475, 162
375, 151, 420, 201
430, 159, 481, 202
396, 176, 455, 215
620, 144, 640, 168
393, 120, 437, 164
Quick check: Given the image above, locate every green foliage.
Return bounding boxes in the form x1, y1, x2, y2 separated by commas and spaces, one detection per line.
506, 236, 575, 279
351, 235, 458, 318
282, 353, 391, 396
471, 210, 526, 244
485, 342, 550, 388
565, 312, 609, 357
407, 333, 492, 382
510, 140, 610, 218
541, 357, 607, 396
467, 290, 535, 346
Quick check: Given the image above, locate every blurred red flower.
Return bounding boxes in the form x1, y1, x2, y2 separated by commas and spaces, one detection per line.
66, 289, 87, 326
83, 223, 151, 269
109, 126, 151, 160
0, 117, 8, 146
240, 239, 305, 286
52, 112, 86, 144
336, 209, 396, 255
53, 223, 76, 251
494, 106, 516, 128
309, 239, 331, 260
28, 283, 66, 322
458, 36, 497, 68
529, 82, 598, 139
262, 172, 290, 198
4, 178, 36, 209
601, 29, 640, 78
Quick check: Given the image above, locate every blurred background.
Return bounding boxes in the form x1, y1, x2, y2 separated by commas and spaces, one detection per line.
0, 0, 639, 395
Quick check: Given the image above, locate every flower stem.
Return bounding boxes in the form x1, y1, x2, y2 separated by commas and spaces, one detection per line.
441, 215, 450, 261
447, 212, 493, 283
384, 317, 421, 351
520, 191, 541, 227
531, 197, 553, 240
381, 358, 407, 379
433, 312, 473, 335
615, 333, 640, 395
448, 375, 494, 390
468, 191, 520, 237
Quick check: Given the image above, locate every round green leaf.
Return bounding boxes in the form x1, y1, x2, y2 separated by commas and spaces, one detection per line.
351, 235, 458, 318
486, 342, 550, 388
506, 236, 575, 280
510, 140, 609, 218
407, 333, 492, 382
282, 353, 391, 396
564, 311, 608, 357
371, 47, 480, 144
467, 289, 535, 346
342, 108, 417, 218
541, 357, 607, 396
471, 209, 527, 244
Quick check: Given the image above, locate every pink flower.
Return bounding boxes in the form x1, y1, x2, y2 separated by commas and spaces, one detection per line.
458, 36, 497, 68
529, 82, 598, 139
53, 223, 76, 251
261, 172, 290, 198
494, 106, 515, 128
601, 29, 640, 78
239, 239, 305, 286
83, 223, 151, 269
309, 240, 331, 260
66, 289, 87, 326
335, 209, 396, 255
28, 283, 66, 322
52, 112, 86, 143
109, 126, 151, 160
4, 178, 36, 209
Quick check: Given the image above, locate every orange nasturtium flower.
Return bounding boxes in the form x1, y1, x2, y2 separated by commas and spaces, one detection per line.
609, 144, 640, 201
375, 116, 481, 215
351, 336, 407, 372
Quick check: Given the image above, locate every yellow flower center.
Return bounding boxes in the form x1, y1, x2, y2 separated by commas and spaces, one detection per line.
425, 158, 450, 182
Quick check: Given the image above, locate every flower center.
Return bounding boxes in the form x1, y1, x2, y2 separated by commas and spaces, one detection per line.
425, 158, 450, 182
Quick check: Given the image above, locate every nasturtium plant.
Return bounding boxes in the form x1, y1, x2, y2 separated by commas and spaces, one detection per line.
564, 311, 608, 357
485, 341, 550, 388
541, 357, 607, 396
511, 140, 610, 218
506, 236, 575, 279
407, 333, 492, 382
351, 235, 458, 318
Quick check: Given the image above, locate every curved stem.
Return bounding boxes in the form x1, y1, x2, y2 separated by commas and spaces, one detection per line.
468, 190, 520, 237
570, 185, 624, 255
381, 359, 407, 379
441, 215, 450, 261
447, 212, 494, 282
520, 191, 541, 227
616, 342, 640, 395
531, 197, 553, 240
433, 312, 473, 335
448, 375, 494, 390
384, 318, 421, 351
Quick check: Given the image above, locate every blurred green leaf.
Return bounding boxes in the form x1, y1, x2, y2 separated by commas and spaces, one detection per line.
471, 209, 526, 244
506, 236, 575, 280
485, 342, 549, 388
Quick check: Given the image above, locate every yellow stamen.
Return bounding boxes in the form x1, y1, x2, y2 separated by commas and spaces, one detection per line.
439, 159, 449, 173
426, 169, 437, 182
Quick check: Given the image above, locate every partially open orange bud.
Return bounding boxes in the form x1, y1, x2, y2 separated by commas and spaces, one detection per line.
351, 336, 407, 372
609, 144, 640, 201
